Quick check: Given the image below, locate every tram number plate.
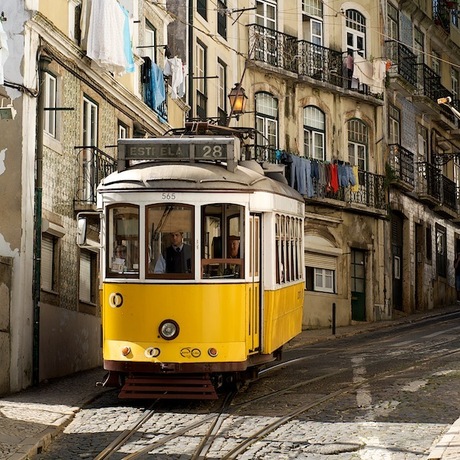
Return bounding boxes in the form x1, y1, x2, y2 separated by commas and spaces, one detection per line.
124, 143, 228, 161
194, 144, 227, 159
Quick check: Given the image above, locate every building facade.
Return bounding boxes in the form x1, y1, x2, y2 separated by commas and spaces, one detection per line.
1, 0, 460, 395
0, 0, 187, 394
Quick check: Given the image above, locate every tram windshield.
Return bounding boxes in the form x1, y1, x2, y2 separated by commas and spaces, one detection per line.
147, 204, 194, 278
107, 205, 139, 276
201, 203, 244, 279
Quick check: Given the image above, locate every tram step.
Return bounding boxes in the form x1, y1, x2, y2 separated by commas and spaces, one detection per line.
119, 374, 218, 400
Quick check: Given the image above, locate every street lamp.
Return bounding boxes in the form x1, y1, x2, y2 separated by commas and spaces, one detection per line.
227, 83, 248, 121
437, 96, 460, 121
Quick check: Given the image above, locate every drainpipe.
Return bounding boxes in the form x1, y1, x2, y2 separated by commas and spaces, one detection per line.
33, 52, 52, 386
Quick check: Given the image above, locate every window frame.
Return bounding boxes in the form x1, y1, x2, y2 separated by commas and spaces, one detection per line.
44, 72, 58, 138
217, 0, 227, 39
79, 249, 98, 305
436, 224, 447, 277
303, 105, 325, 160
41, 233, 60, 293
346, 9, 366, 57
195, 40, 207, 119
347, 118, 368, 170
255, 92, 279, 161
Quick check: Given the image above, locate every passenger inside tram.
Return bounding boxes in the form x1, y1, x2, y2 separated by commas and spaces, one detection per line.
154, 230, 192, 274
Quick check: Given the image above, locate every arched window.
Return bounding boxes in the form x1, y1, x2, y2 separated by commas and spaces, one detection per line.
255, 92, 278, 161
346, 9, 366, 57
347, 119, 368, 170
303, 106, 325, 160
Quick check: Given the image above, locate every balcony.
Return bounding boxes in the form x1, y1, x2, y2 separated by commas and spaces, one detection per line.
384, 40, 417, 93
249, 24, 298, 74
74, 146, 117, 209
388, 144, 415, 191
416, 161, 442, 204
297, 40, 343, 88
248, 24, 382, 99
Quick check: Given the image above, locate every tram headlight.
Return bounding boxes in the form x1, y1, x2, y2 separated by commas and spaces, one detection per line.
159, 319, 180, 340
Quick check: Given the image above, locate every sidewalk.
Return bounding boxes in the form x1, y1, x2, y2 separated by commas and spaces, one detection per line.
0, 305, 458, 460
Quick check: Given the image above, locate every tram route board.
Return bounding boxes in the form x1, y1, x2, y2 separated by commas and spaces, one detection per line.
117, 136, 240, 172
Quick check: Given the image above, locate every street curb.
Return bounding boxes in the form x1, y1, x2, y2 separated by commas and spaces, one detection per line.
427, 418, 460, 460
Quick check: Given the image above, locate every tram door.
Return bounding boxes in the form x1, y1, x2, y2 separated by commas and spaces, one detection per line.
248, 214, 261, 353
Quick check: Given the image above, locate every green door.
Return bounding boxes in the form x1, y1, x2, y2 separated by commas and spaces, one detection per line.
351, 249, 366, 321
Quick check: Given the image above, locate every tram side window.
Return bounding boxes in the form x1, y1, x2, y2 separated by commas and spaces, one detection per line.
276, 214, 303, 284
146, 204, 194, 278
107, 205, 139, 277
201, 203, 244, 279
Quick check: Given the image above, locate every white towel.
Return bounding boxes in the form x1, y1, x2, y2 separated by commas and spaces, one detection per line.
87, 0, 127, 75
164, 57, 185, 99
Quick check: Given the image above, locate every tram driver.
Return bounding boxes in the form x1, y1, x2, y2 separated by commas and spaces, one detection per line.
153, 230, 192, 274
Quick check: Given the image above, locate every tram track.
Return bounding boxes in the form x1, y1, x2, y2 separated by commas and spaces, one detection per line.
102, 338, 460, 459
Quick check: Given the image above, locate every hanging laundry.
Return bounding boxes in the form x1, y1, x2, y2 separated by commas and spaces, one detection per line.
164, 57, 185, 99
121, 5, 134, 74
337, 162, 348, 187
347, 164, 357, 186
351, 165, 360, 192
86, 0, 134, 75
0, 20, 8, 85
330, 163, 339, 193
150, 62, 166, 110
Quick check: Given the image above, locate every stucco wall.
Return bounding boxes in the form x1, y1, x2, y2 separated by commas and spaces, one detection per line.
39, 303, 102, 380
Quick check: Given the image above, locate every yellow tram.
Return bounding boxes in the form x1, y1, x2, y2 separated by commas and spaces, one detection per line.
96, 131, 305, 399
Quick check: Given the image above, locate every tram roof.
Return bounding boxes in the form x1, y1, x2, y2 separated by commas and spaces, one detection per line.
98, 160, 303, 201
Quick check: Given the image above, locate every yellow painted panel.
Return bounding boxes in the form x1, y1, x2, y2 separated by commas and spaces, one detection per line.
102, 283, 248, 361
263, 282, 304, 353
39, 1, 68, 35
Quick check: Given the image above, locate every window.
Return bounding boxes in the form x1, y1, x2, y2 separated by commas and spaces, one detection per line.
41, 234, 59, 292
303, 0, 322, 18
436, 224, 446, 277
217, 59, 227, 122
255, 92, 278, 161
195, 41, 207, 119
388, 104, 400, 145
197, 0, 207, 20
453, 8, 459, 28
417, 124, 428, 162
387, 2, 398, 41
414, 26, 424, 64
255, 0, 277, 65
107, 205, 139, 277
44, 72, 58, 138
79, 250, 97, 304
276, 214, 303, 284
432, 50, 441, 76
201, 203, 244, 279
144, 20, 157, 63
217, 0, 227, 39
82, 96, 99, 202
426, 225, 432, 261
303, 106, 325, 160
452, 67, 459, 100
346, 9, 366, 57
347, 119, 368, 170
118, 122, 128, 139
146, 204, 194, 278
69, 0, 81, 44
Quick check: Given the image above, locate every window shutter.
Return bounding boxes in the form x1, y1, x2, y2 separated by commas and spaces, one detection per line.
79, 252, 91, 302
305, 252, 337, 270
41, 236, 53, 291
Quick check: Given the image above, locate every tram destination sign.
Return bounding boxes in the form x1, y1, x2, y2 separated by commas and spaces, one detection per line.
117, 136, 239, 172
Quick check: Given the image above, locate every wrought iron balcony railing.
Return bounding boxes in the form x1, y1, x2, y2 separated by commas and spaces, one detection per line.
417, 161, 442, 202
298, 40, 343, 87
75, 146, 117, 205
441, 175, 457, 211
388, 144, 415, 188
384, 40, 418, 87
415, 63, 445, 103
249, 23, 298, 73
